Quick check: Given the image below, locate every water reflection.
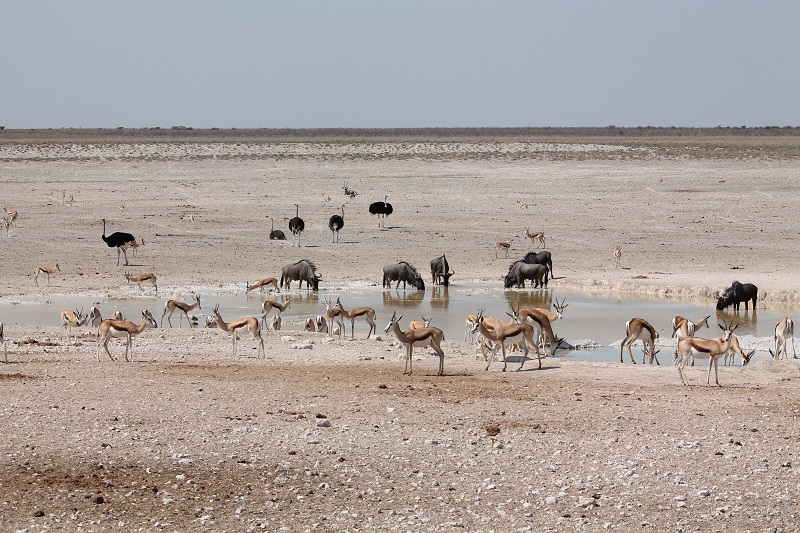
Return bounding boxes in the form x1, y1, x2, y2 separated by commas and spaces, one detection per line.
382, 288, 425, 309
430, 286, 450, 309
716, 308, 758, 328
502, 289, 554, 311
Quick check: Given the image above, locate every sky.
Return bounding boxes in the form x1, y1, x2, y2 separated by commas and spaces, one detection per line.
2, 0, 798, 129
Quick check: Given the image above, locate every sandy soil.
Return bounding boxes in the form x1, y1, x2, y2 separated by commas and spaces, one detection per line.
1, 136, 800, 531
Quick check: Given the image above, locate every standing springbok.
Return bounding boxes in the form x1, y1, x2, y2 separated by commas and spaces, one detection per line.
336, 297, 377, 339
769, 317, 796, 360
619, 318, 660, 365
61, 308, 89, 340
34, 264, 60, 286
677, 320, 738, 386
261, 298, 291, 330
671, 315, 710, 365
323, 299, 345, 339
246, 277, 280, 293
125, 271, 157, 291
470, 310, 541, 372
384, 311, 445, 375
97, 310, 158, 362
211, 304, 265, 358
613, 245, 622, 269
495, 240, 512, 258
526, 228, 545, 249
161, 294, 201, 328
408, 317, 432, 329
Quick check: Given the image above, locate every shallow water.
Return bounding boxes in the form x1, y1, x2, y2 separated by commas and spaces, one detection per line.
2, 283, 795, 364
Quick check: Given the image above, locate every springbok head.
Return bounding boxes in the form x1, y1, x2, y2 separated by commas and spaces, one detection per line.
384, 310, 402, 333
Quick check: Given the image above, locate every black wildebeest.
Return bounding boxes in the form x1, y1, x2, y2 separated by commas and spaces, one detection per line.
383, 261, 425, 290
369, 196, 393, 228
280, 259, 321, 291
430, 254, 455, 286
504, 260, 548, 289
716, 281, 758, 311
523, 251, 553, 279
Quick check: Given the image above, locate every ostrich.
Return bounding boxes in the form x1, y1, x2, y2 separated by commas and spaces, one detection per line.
329, 205, 345, 243
102, 219, 136, 266
269, 217, 286, 240
288, 204, 305, 246
369, 196, 393, 228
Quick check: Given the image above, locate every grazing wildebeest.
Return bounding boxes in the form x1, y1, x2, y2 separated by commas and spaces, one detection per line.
523, 251, 553, 279
280, 259, 321, 291
716, 281, 758, 311
504, 261, 548, 289
383, 261, 425, 290
430, 254, 455, 286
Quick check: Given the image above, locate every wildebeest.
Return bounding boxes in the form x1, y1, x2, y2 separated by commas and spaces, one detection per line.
280, 259, 321, 291
430, 254, 455, 286
504, 260, 548, 289
716, 281, 758, 311
523, 251, 553, 279
383, 261, 425, 290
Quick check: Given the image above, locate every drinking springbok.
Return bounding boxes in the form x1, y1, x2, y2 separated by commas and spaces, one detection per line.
619, 318, 660, 365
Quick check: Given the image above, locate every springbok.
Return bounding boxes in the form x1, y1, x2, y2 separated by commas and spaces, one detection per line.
61, 308, 89, 340
722, 334, 756, 367
470, 310, 541, 372
769, 317, 796, 360
526, 228, 545, 249
495, 240, 512, 258
323, 299, 345, 339
304, 318, 316, 332
384, 311, 445, 375
316, 315, 329, 333
509, 300, 567, 349
677, 320, 738, 386
619, 318, 660, 364
125, 271, 157, 291
34, 264, 60, 286
408, 316, 432, 330
671, 315, 711, 365
97, 310, 158, 362
613, 246, 622, 269
261, 298, 291, 330
246, 277, 280, 293
336, 297, 377, 339
211, 304, 265, 358
464, 312, 480, 343
161, 294, 201, 328
507, 305, 563, 357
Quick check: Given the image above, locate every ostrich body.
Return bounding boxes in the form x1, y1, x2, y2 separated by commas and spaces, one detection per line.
288, 204, 305, 246
102, 218, 135, 266
269, 217, 286, 240
369, 196, 393, 228
329, 205, 345, 243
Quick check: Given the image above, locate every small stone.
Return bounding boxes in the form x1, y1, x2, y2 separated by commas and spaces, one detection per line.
545, 496, 558, 505
94, 495, 105, 504
698, 489, 711, 497
316, 418, 331, 428
577, 497, 597, 509
485, 424, 500, 437
34, 510, 45, 517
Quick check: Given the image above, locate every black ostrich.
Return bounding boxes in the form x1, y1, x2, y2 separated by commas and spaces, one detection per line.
328, 205, 345, 243
269, 217, 286, 240
288, 204, 305, 246
102, 218, 136, 266
369, 195, 393, 228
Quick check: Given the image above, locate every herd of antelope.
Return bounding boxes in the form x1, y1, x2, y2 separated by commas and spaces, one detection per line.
3, 281, 796, 385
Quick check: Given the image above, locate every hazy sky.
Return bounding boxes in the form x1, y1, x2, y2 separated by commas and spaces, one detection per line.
3, 1, 798, 128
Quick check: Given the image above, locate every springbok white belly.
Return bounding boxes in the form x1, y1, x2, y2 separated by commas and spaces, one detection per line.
108, 327, 131, 338
410, 338, 433, 348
